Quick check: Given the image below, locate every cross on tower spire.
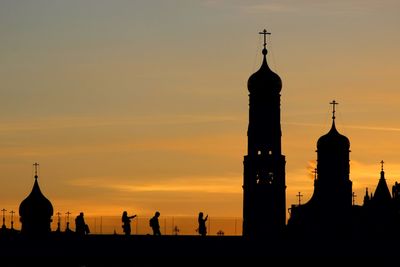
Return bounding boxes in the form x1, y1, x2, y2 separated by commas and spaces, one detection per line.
56, 211, 61, 232
352, 192, 357, 206
65, 211, 71, 231
1, 208, 6, 228
380, 160, 385, 171
9, 210, 15, 229
259, 29, 271, 50
312, 168, 317, 181
33, 162, 40, 179
296, 192, 303, 205
330, 100, 338, 120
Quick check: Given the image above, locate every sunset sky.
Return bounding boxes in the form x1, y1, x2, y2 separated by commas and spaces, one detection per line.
1, 1, 400, 221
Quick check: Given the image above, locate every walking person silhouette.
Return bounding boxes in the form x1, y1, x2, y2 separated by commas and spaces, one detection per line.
149, 211, 161, 235
122, 211, 137, 235
198, 212, 208, 236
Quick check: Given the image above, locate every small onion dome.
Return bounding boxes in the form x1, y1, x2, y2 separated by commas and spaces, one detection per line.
317, 121, 350, 151
247, 48, 282, 93
19, 175, 54, 231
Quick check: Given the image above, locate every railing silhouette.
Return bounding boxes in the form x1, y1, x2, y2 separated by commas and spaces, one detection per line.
1, 215, 242, 236
84, 216, 242, 236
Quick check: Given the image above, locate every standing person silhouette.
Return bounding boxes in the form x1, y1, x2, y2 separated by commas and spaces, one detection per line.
149, 211, 161, 235
75, 212, 90, 235
122, 211, 137, 235
198, 212, 208, 236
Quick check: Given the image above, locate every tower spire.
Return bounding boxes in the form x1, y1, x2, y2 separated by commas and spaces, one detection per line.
380, 160, 385, 172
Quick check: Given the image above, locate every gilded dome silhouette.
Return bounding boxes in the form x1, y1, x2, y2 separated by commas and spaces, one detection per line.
19, 166, 54, 235
247, 48, 282, 93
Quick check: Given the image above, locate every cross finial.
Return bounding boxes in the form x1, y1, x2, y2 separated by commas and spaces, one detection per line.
296, 192, 303, 205
329, 100, 338, 120
56, 212, 61, 231
65, 211, 71, 231
33, 162, 40, 179
9, 210, 15, 229
352, 192, 357, 206
65, 211, 71, 221
380, 160, 384, 171
1, 208, 6, 227
312, 168, 318, 181
259, 29, 271, 50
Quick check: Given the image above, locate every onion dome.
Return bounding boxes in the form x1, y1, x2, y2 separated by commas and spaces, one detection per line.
19, 163, 53, 235
247, 31, 282, 93
317, 120, 350, 151
317, 101, 350, 151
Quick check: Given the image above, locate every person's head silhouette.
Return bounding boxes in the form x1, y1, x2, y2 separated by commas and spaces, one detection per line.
155, 211, 160, 218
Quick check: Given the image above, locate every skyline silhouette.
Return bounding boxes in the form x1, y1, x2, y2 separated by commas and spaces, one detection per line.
1, 1, 400, 220
0, 28, 398, 239
1, 28, 400, 265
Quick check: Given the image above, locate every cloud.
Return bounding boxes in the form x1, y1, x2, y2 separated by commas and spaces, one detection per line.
67, 175, 242, 194
0, 114, 242, 134
237, 0, 386, 15
284, 121, 400, 133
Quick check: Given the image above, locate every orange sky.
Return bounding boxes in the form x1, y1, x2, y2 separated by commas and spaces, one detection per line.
1, 1, 400, 221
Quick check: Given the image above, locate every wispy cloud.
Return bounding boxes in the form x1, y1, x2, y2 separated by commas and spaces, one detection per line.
0, 114, 242, 134
236, 0, 385, 15
67, 175, 242, 194
284, 121, 400, 133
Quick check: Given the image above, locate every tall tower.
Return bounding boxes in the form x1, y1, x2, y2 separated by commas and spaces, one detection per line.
287, 101, 352, 236
243, 30, 286, 237
315, 100, 352, 211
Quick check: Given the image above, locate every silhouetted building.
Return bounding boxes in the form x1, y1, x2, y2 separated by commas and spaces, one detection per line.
288, 102, 353, 237
243, 30, 286, 237
362, 163, 400, 236
19, 163, 54, 236
287, 100, 400, 239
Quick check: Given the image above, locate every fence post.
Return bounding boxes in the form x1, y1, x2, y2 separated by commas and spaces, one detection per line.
136, 216, 139, 235
208, 218, 211, 236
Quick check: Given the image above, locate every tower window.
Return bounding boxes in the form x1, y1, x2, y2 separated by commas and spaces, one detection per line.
258, 150, 262, 155
268, 150, 272, 155
268, 172, 274, 184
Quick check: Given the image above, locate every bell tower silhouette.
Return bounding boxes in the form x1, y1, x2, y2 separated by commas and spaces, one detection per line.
243, 30, 286, 237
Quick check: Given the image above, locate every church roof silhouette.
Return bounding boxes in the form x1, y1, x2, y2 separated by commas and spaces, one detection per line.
317, 119, 350, 150
19, 173, 53, 219
247, 32, 282, 93
373, 167, 392, 205
19, 164, 54, 235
